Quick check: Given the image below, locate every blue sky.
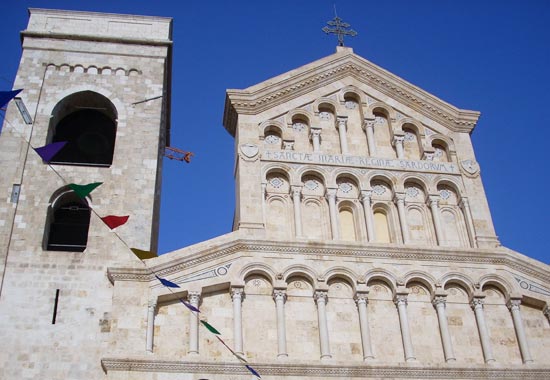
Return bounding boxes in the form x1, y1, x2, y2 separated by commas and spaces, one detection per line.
1, 1, 549, 263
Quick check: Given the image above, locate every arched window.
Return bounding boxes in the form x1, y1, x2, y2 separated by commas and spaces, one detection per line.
48, 91, 117, 166
339, 207, 356, 241
46, 190, 91, 252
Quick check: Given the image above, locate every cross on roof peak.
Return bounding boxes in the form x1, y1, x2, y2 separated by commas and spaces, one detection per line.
322, 9, 357, 47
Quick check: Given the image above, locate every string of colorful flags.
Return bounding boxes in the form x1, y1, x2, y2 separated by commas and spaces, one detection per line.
0, 90, 260, 379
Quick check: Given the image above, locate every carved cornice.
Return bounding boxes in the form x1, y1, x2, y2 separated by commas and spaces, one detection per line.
107, 239, 550, 286
101, 357, 550, 378
223, 52, 480, 136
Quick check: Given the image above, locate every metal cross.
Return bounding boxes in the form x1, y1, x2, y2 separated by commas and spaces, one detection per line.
322, 13, 357, 47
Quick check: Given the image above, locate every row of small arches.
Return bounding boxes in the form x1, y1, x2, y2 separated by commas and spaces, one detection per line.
47, 63, 140, 76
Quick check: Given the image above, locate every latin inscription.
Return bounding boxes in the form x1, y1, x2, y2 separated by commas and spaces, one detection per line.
262, 151, 459, 174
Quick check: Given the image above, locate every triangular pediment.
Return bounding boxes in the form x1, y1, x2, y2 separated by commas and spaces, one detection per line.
224, 47, 479, 136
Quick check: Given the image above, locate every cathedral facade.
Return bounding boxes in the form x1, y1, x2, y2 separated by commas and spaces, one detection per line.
1, 9, 550, 380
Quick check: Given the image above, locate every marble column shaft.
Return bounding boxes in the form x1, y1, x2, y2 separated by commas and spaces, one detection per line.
363, 119, 376, 156
360, 190, 375, 242
393, 136, 405, 159
507, 298, 533, 364
314, 290, 332, 359
355, 293, 375, 360
291, 186, 303, 237
231, 287, 244, 355
310, 128, 321, 152
429, 195, 444, 245
326, 189, 340, 240
433, 295, 456, 362
273, 289, 288, 358
395, 293, 415, 362
460, 197, 477, 248
471, 297, 495, 363
188, 292, 201, 355
146, 299, 157, 352
394, 193, 409, 244
337, 117, 349, 155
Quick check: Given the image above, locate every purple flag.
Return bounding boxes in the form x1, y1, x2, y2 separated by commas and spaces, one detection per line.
245, 365, 261, 378
34, 141, 67, 162
155, 275, 180, 288
179, 299, 200, 313
0, 89, 22, 109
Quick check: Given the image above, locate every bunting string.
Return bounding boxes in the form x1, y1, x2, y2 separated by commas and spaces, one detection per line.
1, 96, 261, 378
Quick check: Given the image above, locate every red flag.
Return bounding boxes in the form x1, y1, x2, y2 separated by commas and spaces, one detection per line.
183, 151, 194, 163
101, 215, 129, 229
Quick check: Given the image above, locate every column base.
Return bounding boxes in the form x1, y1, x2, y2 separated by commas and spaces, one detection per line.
320, 354, 332, 360
405, 357, 416, 362
277, 354, 288, 359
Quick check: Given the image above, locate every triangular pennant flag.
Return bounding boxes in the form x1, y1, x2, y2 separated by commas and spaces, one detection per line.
101, 215, 129, 230
245, 365, 261, 378
180, 299, 200, 313
200, 320, 221, 335
34, 141, 67, 162
0, 89, 22, 109
130, 248, 158, 260
68, 182, 102, 198
155, 275, 180, 288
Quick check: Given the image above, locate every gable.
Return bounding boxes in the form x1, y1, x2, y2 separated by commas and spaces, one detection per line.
224, 47, 480, 136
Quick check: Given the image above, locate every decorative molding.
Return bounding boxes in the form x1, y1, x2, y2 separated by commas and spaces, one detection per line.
101, 358, 550, 378
515, 276, 550, 297
224, 53, 480, 136
107, 239, 550, 287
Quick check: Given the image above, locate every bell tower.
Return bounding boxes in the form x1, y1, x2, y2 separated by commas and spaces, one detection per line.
0, 9, 172, 379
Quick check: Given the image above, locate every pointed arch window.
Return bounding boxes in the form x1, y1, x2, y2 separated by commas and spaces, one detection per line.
46, 190, 91, 252
48, 91, 117, 167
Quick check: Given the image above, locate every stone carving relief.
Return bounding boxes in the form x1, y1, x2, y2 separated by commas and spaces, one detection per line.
292, 121, 307, 132
460, 159, 480, 177
239, 144, 259, 160
515, 276, 550, 297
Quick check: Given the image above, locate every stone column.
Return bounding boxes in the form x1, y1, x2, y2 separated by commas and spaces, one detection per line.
393, 136, 405, 159
326, 188, 340, 240
273, 289, 288, 358
355, 292, 375, 361
314, 290, 332, 359
507, 298, 533, 364
432, 294, 456, 362
146, 299, 157, 352
310, 128, 322, 152
360, 190, 375, 242
459, 197, 477, 248
395, 292, 415, 362
363, 119, 376, 156
429, 195, 444, 246
471, 296, 495, 363
231, 287, 245, 355
394, 193, 409, 244
336, 116, 349, 155
291, 186, 303, 238
261, 182, 267, 228
188, 291, 201, 355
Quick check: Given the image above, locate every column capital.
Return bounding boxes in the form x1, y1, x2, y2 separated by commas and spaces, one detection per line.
507, 298, 522, 311
282, 140, 295, 151
148, 298, 158, 309
273, 289, 287, 303
310, 127, 322, 137
393, 192, 406, 204
291, 185, 302, 197
325, 188, 337, 200
470, 297, 485, 309
432, 295, 447, 308
363, 118, 375, 130
314, 290, 328, 304
394, 293, 408, 306
336, 116, 348, 128
428, 195, 440, 207
230, 287, 245, 301
543, 304, 550, 317
188, 291, 201, 304
354, 292, 369, 305
360, 190, 372, 201
392, 135, 405, 146
459, 197, 470, 209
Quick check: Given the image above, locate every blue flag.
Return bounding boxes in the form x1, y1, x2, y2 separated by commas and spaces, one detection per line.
245, 365, 261, 378
0, 89, 22, 109
155, 275, 180, 288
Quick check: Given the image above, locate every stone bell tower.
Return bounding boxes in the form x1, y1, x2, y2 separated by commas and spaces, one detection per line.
0, 9, 172, 379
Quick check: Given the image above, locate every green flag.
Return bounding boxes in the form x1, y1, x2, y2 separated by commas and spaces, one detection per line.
68, 182, 102, 198
200, 320, 221, 335
130, 248, 158, 260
